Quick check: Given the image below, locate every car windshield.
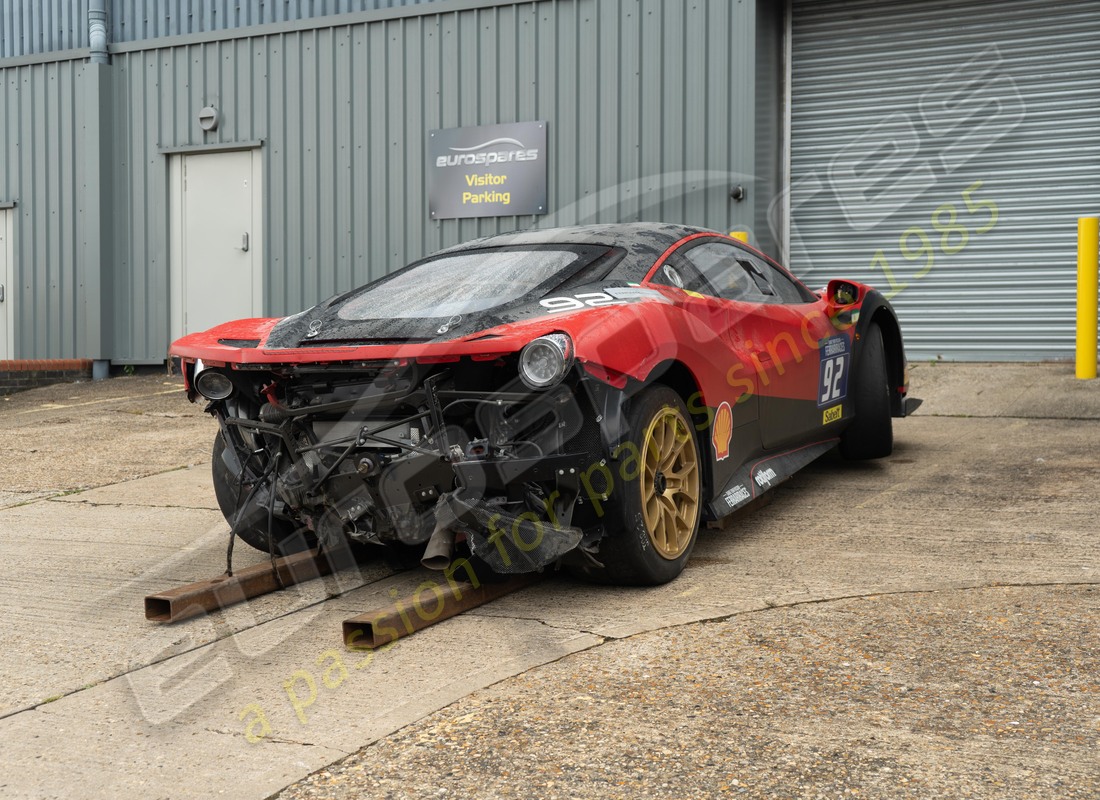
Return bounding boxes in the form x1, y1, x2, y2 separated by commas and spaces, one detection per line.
337, 248, 585, 320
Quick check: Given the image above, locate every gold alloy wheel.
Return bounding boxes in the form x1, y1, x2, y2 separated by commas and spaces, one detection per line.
639, 404, 701, 559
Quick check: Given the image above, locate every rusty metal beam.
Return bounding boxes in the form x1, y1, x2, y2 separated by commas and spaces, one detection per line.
344, 570, 539, 650
145, 549, 339, 623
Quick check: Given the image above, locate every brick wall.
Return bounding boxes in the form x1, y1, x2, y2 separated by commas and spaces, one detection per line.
0, 359, 95, 396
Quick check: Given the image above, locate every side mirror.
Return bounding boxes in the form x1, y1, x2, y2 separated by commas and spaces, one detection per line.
824, 280, 862, 330
828, 280, 860, 306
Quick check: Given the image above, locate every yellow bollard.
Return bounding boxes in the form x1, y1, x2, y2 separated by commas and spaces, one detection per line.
729, 231, 749, 243
1077, 217, 1099, 379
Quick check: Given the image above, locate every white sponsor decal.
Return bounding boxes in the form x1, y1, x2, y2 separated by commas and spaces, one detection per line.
754, 467, 777, 488
539, 292, 629, 313
724, 485, 750, 508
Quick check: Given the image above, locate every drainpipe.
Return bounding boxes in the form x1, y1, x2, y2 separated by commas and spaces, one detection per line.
89, 0, 109, 64
88, 0, 110, 377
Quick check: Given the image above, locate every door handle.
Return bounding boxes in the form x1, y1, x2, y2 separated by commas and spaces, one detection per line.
0, 283, 5, 302
241, 233, 250, 252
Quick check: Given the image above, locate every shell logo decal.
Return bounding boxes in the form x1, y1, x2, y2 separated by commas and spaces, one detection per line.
712, 401, 733, 461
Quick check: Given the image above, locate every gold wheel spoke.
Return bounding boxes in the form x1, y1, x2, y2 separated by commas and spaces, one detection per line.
663, 423, 693, 469
639, 403, 701, 560
659, 496, 677, 545
644, 492, 661, 533
653, 420, 668, 453
666, 461, 695, 482
652, 508, 668, 550
669, 515, 683, 551
646, 491, 660, 515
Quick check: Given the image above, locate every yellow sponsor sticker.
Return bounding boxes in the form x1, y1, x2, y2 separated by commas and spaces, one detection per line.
823, 405, 843, 425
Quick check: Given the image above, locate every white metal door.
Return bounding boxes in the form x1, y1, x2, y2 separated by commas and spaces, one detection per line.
170, 150, 263, 339
0, 208, 12, 360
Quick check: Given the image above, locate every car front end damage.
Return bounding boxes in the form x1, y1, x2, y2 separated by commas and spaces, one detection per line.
179, 337, 620, 575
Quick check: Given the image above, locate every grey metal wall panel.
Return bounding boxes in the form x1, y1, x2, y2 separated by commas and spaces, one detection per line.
99, 0, 757, 361
754, 0, 783, 260
1, 0, 762, 360
0, 58, 90, 357
0, 1, 90, 59
110, 0, 442, 43
0, 0, 446, 58
789, 0, 1100, 360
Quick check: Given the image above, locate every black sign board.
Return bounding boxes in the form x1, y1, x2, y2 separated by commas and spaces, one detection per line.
428, 121, 548, 219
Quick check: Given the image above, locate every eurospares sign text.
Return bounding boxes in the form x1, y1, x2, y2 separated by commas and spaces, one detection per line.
428, 121, 548, 219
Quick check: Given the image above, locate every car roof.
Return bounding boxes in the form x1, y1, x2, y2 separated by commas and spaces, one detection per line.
437, 222, 716, 259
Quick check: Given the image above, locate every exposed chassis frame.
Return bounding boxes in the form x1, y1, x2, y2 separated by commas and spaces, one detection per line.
215, 370, 592, 576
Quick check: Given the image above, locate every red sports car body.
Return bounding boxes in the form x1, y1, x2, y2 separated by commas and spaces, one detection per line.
170, 223, 919, 585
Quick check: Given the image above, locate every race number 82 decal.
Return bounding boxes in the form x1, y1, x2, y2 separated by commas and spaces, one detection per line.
818, 335, 851, 407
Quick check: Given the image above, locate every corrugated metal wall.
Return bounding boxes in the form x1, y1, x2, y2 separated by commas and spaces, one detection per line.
0, 0, 444, 58
754, 0, 783, 261
109, 0, 441, 43
101, 0, 757, 361
0, 1, 90, 58
789, 0, 1100, 360
1, 0, 762, 361
0, 57, 100, 359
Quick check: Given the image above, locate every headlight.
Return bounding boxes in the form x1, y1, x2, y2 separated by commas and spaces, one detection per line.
518, 333, 574, 390
194, 359, 235, 400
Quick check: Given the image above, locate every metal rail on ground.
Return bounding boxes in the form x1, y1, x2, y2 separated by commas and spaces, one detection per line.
144, 548, 338, 623
343, 573, 540, 650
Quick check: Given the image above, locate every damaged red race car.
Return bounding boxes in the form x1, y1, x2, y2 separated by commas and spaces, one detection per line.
170, 223, 920, 585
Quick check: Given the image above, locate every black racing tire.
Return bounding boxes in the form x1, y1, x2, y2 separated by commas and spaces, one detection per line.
594, 385, 703, 585
840, 321, 894, 460
211, 431, 312, 555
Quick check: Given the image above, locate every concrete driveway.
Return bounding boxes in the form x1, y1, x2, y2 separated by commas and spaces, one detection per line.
0, 364, 1097, 798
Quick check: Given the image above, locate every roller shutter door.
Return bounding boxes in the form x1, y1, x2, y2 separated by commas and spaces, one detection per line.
789, 0, 1100, 360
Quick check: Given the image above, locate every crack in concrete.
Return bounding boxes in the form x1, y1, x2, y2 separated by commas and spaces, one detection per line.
47, 498, 219, 511
467, 609, 607, 641
0, 464, 206, 510
203, 726, 352, 754
2, 491, 75, 509
691, 580, 1100, 629
11, 388, 181, 415
466, 580, 1100, 647
922, 413, 1100, 421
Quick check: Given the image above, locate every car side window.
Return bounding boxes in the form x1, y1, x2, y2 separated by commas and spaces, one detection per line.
737, 252, 813, 304
651, 257, 721, 298
677, 243, 775, 303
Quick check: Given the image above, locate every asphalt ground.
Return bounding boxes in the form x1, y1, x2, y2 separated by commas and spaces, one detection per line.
0, 363, 1097, 798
